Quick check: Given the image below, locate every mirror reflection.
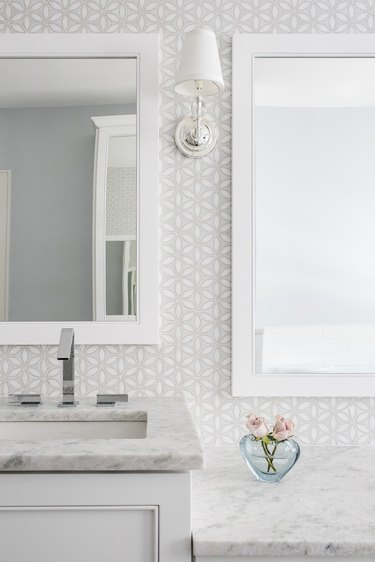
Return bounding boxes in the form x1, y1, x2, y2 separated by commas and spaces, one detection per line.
105, 136, 137, 318
254, 57, 375, 374
0, 58, 137, 322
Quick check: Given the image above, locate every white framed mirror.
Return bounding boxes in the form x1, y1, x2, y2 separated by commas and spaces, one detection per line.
0, 34, 158, 344
232, 34, 375, 396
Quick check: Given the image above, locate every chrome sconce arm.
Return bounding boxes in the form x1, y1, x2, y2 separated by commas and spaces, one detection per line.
175, 95, 218, 158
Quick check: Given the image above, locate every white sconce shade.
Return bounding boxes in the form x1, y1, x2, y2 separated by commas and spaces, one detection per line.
175, 28, 224, 97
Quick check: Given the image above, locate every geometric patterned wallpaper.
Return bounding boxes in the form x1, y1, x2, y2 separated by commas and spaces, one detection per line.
1, 1, 375, 446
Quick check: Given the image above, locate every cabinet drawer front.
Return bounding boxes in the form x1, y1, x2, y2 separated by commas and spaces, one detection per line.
0, 505, 158, 562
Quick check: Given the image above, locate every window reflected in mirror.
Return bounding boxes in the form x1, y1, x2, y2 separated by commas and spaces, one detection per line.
254, 57, 375, 374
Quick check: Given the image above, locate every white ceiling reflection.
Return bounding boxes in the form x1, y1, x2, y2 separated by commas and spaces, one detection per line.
254, 57, 375, 107
0, 58, 136, 108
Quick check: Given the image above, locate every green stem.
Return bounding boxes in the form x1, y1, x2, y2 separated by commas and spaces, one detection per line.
267, 443, 278, 473
260, 440, 277, 472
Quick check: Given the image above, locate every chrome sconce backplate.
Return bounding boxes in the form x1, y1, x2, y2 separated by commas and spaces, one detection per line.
175, 97, 218, 158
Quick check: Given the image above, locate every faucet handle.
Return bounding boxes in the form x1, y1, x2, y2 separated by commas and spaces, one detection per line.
9, 394, 42, 407
96, 393, 129, 407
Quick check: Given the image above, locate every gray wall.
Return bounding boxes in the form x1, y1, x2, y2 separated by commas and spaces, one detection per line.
0, 103, 135, 321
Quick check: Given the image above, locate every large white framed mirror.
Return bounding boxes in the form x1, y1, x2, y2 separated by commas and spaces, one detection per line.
0, 34, 158, 344
233, 35, 375, 396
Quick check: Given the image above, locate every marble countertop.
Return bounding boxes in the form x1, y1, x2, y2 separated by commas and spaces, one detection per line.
0, 397, 204, 472
193, 445, 375, 557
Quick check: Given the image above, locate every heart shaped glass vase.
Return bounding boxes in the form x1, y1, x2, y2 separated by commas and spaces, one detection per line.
240, 434, 300, 482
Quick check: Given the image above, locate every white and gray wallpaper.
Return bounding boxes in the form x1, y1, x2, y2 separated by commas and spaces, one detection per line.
1, 1, 375, 445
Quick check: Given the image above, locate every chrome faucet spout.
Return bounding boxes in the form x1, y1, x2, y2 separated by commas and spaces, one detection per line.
57, 328, 78, 407
58, 328, 74, 360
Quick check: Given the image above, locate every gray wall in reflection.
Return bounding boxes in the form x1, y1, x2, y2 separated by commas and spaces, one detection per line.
255, 106, 375, 329
0, 103, 136, 321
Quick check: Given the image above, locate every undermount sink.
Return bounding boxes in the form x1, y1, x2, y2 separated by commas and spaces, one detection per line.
0, 420, 147, 440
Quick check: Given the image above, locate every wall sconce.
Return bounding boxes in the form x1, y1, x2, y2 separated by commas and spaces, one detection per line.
175, 28, 225, 158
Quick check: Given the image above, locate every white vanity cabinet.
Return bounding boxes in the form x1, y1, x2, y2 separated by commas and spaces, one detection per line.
0, 472, 191, 562
0, 398, 203, 562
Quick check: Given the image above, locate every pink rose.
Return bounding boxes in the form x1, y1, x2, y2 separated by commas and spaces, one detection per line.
245, 413, 269, 438
272, 415, 295, 441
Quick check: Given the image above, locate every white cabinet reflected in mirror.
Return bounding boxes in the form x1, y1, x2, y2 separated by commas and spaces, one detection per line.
233, 35, 375, 396
0, 34, 158, 344
106, 137, 137, 318
92, 115, 137, 321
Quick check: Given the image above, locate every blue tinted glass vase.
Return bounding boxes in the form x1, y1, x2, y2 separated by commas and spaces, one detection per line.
240, 434, 300, 482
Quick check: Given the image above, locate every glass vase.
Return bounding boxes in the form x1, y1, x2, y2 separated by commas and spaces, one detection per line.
239, 434, 300, 482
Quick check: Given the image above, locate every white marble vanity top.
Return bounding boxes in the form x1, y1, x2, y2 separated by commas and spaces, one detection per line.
193, 445, 375, 558
0, 397, 204, 472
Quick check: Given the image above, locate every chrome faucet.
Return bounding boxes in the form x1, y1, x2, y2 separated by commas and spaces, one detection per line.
57, 328, 78, 407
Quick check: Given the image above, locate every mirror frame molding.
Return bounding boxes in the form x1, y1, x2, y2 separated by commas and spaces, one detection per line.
232, 34, 375, 397
0, 34, 159, 345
